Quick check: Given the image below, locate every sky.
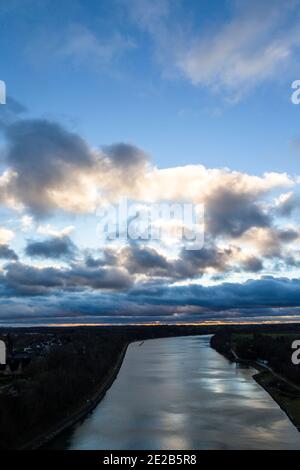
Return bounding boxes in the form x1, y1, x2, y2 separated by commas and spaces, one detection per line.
1, 0, 300, 325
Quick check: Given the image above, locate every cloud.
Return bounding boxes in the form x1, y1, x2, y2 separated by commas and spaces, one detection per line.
237, 226, 300, 259
241, 256, 263, 273
129, 276, 300, 312
2, 262, 65, 296
0, 227, 15, 245
0, 169, 20, 210
275, 191, 300, 216
0, 111, 298, 323
0, 110, 294, 221
102, 143, 149, 169
97, 142, 151, 201
120, 242, 260, 280
0, 245, 18, 261
37, 224, 75, 238
57, 24, 135, 66
85, 248, 119, 268
141, 166, 293, 204
0, 117, 153, 216
1, 274, 300, 323
0, 96, 27, 128
20, 215, 33, 232
0, 112, 296, 277
66, 264, 132, 291
178, 245, 232, 276
26, 22, 136, 70
4, 118, 95, 216
176, 1, 296, 97
122, 244, 170, 277
126, 0, 300, 101
2, 260, 133, 296
25, 236, 77, 260
206, 188, 270, 238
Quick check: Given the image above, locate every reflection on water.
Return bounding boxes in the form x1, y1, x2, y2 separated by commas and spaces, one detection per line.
50, 336, 300, 450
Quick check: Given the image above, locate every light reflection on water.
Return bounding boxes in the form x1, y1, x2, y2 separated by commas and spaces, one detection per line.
50, 335, 300, 450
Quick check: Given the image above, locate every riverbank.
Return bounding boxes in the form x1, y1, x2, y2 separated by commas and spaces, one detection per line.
21, 342, 130, 449
3, 324, 300, 450
210, 331, 300, 433
47, 335, 300, 450
14, 325, 220, 449
253, 371, 300, 432
0, 328, 136, 450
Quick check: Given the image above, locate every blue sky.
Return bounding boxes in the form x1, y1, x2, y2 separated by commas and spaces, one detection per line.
1, 0, 300, 324
2, 0, 300, 173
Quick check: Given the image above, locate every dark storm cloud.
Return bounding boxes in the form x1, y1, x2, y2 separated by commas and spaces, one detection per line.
129, 277, 300, 312
102, 143, 149, 168
123, 244, 169, 276
1, 260, 133, 296
241, 256, 263, 272
67, 264, 132, 290
206, 188, 270, 237
4, 118, 94, 215
25, 236, 77, 259
275, 192, 300, 217
3, 262, 64, 296
277, 228, 299, 243
0, 238, 289, 304
1, 275, 300, 323
0, 116, 152, 216
85, 248, 118, 268
119, 242, 267, 280
0, 244, 18, 260
122, 243, 232, 279
85, 255, 106, 268
178, 245, 230, 276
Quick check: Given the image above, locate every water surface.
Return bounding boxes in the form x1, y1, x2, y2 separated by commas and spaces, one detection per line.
51, 335, 300, 450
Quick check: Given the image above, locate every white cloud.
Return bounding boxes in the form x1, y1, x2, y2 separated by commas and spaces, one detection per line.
139, 166, 294, 203
176, 3, 294, 97
0, 227, 15, 245
37, 224, 75, 238
126, 0, 300, 101
0, 169, 20, 210
57, 24, 136, 66
20, 215, 33, 232
0, 153, 295, 216
26, 23, 136, 69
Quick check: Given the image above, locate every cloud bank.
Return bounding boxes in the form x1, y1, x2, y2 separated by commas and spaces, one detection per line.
0, 109, 299, 323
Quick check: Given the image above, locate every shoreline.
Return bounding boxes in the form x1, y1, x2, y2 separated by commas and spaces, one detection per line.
253, 371, 300, 432
33, 335, 300, 449
20, 330, 300, 449
210, 336, 300, 433
20, 342, 130, 450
